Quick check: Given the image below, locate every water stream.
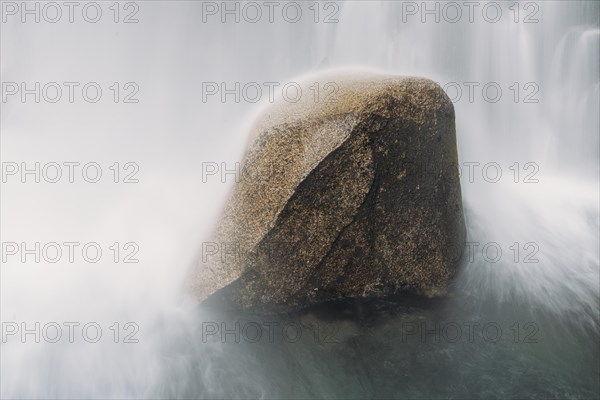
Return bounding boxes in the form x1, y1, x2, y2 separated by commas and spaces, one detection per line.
1, 1, 598, 398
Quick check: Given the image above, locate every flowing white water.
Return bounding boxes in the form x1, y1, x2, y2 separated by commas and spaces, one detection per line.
1, 1, 598, 398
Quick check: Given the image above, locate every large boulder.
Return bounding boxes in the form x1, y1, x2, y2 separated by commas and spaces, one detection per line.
193, 71, 465, 313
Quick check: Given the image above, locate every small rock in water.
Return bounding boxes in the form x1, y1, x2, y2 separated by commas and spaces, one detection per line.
193, 71, 466, 313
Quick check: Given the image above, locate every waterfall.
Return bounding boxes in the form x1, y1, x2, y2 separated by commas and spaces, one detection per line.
1, 1, 598, 398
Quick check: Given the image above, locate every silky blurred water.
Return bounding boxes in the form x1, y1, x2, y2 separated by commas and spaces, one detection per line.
1, 1, 598, 398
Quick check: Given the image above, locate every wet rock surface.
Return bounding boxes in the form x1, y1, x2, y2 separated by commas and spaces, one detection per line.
193, 71, 466, 312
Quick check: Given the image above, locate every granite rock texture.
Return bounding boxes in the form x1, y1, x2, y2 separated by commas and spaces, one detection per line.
193, 71, 466, 312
